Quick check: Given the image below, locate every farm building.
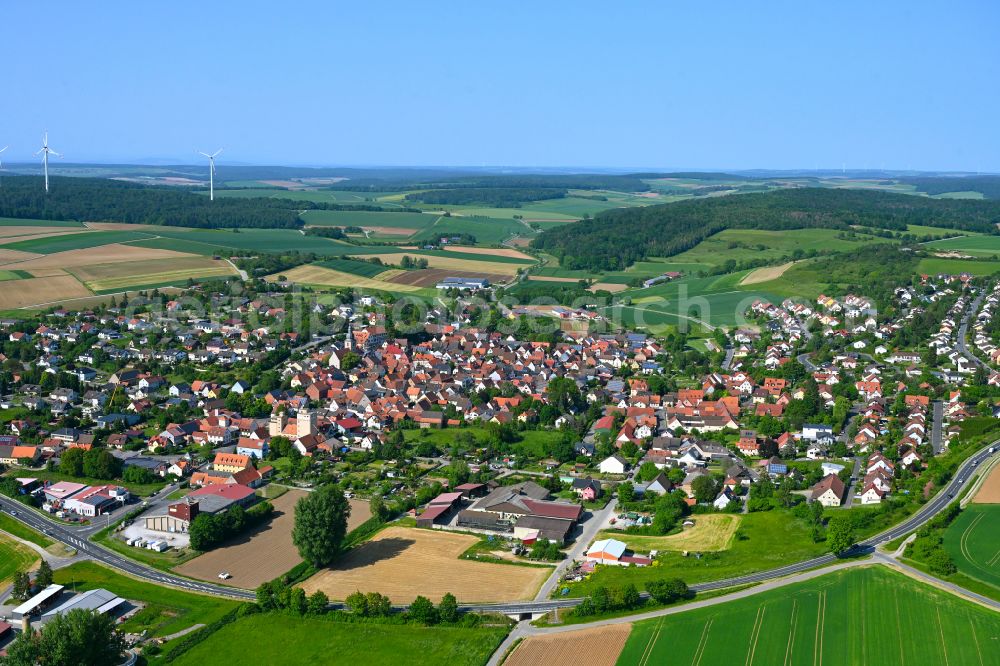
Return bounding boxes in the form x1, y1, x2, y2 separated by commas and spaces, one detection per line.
11, 584, 65, 620
145, 499, 200, 533
810, 473, 847, 507
186, 484, 258, 514
458, 481, 583, 544
41, 588, 126, 622
585, 538, 652, 567
416, 491, 464, 527
435, 276, 491, 291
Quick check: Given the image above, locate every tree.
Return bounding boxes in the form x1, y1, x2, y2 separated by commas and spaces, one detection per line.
927, 549, 957, 576
619, 583, 641, 609
826, 516, 855, 555
292, 484, 351, 567
438, 592, 459, 623
408, 595, 438, 625
2, 609, 124, 666
189, 514, 223, 551
637, 461, 660, 483
10, 571, 30, 602
307, 590, 329, 615
646, 578, 689, 604
83, 449, 120, 480
288, 587, 308, 615
341, 351, 362, 371
617, 482, 635, 504
345, 591, 369, 615
36, 560, 53, 588
369, 494, 387, 522
366, 592, 392, 617
59, 447, 85, 477
691, 475, 719, 504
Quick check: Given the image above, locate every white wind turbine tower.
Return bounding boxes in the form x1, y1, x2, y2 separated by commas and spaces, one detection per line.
198, 148, 223, 201
35, 132, 61, 193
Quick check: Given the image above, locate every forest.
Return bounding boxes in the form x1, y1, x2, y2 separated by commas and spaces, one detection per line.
903, 175, 1000, 200
532, 187, 1000, 270
335, 173, 652, 193
0, 177, 412, 229
403, 187, 566, 207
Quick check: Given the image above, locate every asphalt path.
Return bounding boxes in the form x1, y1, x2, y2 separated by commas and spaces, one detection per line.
0, 440, 996, 614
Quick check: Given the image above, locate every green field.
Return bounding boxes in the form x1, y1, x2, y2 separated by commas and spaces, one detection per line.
410, 215, 530, 245
668, 228, 888, 268
617, 566, 1000, 666
52, 561, 237, 643
917, 257, 1000, 277
0, 534, 38, 584
924, 234, 1000, 258
2, 230, 155, 253
568, 511, 827, 596
403, 426, 563, 458
0, 269, 31, 281
616, 271, 779, 327
315, 257, 394, 277
170, 614, 509, 666
0, 217, 84, 227
300, 210, 438, 229
943, 504, 1000, 589
132, 228, 383, 258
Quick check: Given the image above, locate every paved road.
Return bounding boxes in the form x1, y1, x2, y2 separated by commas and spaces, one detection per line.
1, 441, 996, 615
796, 352, 817, 372
720, 346, 735, 371
957, 291, 987, 369
931, 400, 944, 454
534, 498, 617, 601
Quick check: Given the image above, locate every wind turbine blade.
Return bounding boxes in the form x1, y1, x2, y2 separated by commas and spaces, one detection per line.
212, 148, 224, 158
0, 146, 7, 154
49, 150, 62, 157
35, 148, 44, 156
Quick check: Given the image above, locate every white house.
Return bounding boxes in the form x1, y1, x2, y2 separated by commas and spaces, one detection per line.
598, 454, 628, 475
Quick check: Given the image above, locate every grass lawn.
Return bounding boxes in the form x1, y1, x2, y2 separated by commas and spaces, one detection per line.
52, 561, 237, 642
925, 235, 1000, 254
567, 511, 828, 597
943, 504, 1000, 590
0, 512, 54, 549
170, 614, 509, 666
0, 533, 39, 584
402, 427, 564, 458
617, 566, 1000, 666
599, 514, 741, 553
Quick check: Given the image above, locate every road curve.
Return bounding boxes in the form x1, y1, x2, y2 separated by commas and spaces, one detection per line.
1, 440, 996, 613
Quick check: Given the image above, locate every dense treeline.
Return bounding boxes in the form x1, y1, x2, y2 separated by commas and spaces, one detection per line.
802, 244, 919, 308
0, 177, 413, 229
902, 175, 1000, 200
404, 187, 566, 207
533, 187, 1000, 270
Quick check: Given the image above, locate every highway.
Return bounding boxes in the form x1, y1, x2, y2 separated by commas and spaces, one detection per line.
1, 439, 996, 615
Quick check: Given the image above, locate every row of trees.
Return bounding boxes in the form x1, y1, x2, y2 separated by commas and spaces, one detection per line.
189, 502, 274, 551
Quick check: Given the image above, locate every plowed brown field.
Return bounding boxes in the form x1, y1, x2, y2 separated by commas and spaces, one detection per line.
504, 624, 632, 666
299, 526, 549, 603
973, 462, 1000, 503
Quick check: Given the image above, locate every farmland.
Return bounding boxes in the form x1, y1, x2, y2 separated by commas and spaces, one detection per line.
925, 234, 1000, 256
173, 490, 306, 589
942, 505, 1000, 590
616, 567, 1000, 666
301, 210, 438, 230
352, 252, 526, 277
315, 257, 397, 277
170, 614, 510, 666
600, 514, 741, 553
299, 525, 550, 603
505, 624, 632, 666
667, 228, 887, 268
917, 257, 1000, 277
67, 255, 237, 292
973, 462, 1000, 503
271, 264, 425, 293
1, 229, 155, 254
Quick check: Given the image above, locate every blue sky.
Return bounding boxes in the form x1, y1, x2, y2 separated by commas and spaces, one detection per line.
3, 1, 998, 170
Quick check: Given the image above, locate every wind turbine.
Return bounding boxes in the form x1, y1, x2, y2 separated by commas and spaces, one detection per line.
35, 132, 61, 193
198, 148, 223, 201
0, 146, 7, 187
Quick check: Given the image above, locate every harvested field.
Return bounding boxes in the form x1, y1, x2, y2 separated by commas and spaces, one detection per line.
174, 490, 306, 589
352, 252, 523, 276
443, 246, 534, 261
26, 268, 70, 278
504, 624, 632, 666
386, 268, 512, 288
0, 249, 42, 264
528, 275, 584, 283
299, 526, 549, 604
347, 498, 372, 531
271, 265, 422, 292
0, 275, 92, 309
69, 256, 237, 291
0, 227, 82, 240
589, 282, 628, 293
602, 514, 741, 553
0, 244, 194, 271
740, 261, 796, 285
359, 226, 416, 236
973, 461, 1000, 503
